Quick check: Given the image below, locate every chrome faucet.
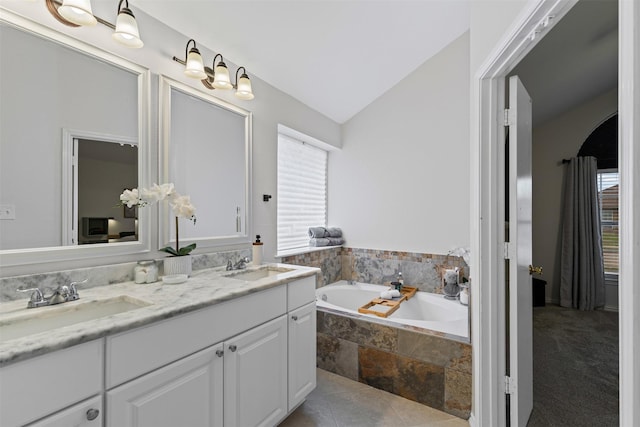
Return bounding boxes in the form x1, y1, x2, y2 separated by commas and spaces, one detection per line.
16, 279, 86, 309
226, 256, 249, 271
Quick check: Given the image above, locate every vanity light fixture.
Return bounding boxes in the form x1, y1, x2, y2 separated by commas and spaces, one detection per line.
234, 67, 254, 100
57, 0, 96, 26
43, 0, 143, 48
172, 40, 255, 100
173, 39, 207, 80
112, 0, 143, 48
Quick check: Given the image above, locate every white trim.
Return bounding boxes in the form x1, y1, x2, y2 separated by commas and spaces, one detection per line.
61, 129, 138, 245
0, 9, 151, 271
618, 0, 640, 425
277, 124, 339, 152
474, 0, 639, 425
158, 75, 253, 250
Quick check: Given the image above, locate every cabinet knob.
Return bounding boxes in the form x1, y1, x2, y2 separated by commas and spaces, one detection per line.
291, 315, 298, 321
229, 344, 237, 352
86, 408, 100, 421
216, 349, 224, 357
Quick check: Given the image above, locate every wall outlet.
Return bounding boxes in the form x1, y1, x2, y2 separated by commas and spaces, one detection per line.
0, 204, 16, 220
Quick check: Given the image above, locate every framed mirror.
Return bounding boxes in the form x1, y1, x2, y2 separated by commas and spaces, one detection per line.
159, 76, 252, 251
0, 10, 150, 268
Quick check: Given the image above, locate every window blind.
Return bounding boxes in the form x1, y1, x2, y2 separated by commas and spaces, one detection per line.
597, 171, 619, 274
277, 134, 327, 251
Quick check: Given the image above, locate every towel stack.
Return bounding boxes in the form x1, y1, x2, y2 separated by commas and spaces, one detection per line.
308, 227, 345, 247
380, 289, 401, 299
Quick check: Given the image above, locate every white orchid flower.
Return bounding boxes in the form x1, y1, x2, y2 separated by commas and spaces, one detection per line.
119, 188, 141, 208
170, 194, 196, 221
141, 183, 175, 203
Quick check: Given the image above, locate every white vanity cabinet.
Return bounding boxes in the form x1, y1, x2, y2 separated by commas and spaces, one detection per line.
107, 344, 225, 427
1, 269, 318, 427
224, 315, 288, 427
107, 315, 289, 427
286, 276, 317, 411
0, 340, 103, 427
288, 302, 317, 410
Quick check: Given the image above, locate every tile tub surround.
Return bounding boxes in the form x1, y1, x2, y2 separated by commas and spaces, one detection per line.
282, 247, 468, 294
342, 248, 468, 294
280, 246, 342, 287
317, 309, 471, 419
0, 248, 250, 303
0, 262, 319, 366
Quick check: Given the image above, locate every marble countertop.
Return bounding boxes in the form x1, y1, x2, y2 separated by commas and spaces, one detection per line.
0, 263, 319, 367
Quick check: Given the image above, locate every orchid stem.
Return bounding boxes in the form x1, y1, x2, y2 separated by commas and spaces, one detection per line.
175, 216, 179, 255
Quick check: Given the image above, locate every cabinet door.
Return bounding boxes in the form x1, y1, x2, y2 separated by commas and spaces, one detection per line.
27, 396, 102, 427
288, 302, 317, 410
224, 315, 288, 427
107, 344, 224, 427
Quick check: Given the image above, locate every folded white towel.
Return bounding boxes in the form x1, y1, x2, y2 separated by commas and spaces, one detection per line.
380, 289, 401, 299
380, 291, 394, 299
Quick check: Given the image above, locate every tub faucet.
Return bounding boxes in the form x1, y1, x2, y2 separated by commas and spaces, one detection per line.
347, 279, 356, 285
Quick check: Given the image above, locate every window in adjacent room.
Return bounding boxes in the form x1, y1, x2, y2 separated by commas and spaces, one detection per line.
597, 169, 619, 278
277, 132, 328, 253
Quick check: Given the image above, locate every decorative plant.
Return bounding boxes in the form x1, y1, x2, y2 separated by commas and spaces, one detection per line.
120, 183, 197, 256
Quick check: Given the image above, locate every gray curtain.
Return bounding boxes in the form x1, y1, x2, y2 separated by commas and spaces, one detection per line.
560, 156, 605, 310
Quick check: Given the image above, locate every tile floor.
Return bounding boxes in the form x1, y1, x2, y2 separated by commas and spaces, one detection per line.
279, 369, 469, 427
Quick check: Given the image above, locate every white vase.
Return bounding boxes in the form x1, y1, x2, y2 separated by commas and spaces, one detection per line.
163, 255, 192, 277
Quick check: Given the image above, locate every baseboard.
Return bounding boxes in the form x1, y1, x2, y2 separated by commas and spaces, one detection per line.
467, 413, 476, 427
603, 305, 619, 312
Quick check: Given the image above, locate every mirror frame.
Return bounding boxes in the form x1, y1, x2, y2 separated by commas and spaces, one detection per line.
158, 76, 253, 250
0, 10, 151, 268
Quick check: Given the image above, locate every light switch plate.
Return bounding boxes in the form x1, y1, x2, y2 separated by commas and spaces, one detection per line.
0, 204, 16, 220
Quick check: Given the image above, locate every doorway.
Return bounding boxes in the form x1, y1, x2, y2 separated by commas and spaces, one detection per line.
506, 0, 619, 424
472, 0, 640, 426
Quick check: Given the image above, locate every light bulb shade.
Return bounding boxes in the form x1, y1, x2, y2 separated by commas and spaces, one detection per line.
185, 47, 207, 79
212, 62, 233, 89
58, 0, 97, 26
235, 74, 254, 100
113, 8, 143, 48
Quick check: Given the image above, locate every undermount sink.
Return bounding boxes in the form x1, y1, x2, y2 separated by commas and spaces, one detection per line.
226, 266, 294, 281
0, 295, 152, 342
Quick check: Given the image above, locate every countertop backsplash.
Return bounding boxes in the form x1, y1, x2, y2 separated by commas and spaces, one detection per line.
0, 248, 251, 303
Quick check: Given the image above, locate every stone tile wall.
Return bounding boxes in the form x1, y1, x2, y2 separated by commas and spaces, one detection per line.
279, 247, 342, 287
342, 248, 468, 293
282, 246, 468, 293
1, 249, 249, 302
317, 310, 471, 419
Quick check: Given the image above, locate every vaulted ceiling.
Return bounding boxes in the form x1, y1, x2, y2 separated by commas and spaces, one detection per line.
133, 0, 471, 124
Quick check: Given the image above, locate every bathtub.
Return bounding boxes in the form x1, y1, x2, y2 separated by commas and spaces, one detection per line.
316, 280, 469, 339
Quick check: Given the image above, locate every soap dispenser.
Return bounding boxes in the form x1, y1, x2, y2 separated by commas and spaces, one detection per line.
252, 235, 263, 265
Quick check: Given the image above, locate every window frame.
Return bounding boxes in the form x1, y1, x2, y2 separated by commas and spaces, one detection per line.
597, 167, 619, 284
276, 131, 329, 254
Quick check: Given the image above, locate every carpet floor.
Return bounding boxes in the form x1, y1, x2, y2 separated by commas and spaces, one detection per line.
527, 305, 619, 426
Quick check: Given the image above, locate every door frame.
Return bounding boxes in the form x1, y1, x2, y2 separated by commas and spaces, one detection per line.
470, 0, 640, 426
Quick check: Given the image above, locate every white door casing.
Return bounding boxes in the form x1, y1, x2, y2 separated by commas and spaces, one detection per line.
473, 1, 639, 426
507, 75, 533, 427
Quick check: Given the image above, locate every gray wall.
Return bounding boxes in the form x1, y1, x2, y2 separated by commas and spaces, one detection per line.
532, 88, 618, 308
329, 32, 471, 255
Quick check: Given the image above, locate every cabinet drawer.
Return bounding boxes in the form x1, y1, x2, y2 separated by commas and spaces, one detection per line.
106, 285, 286, 388
28, 395, 102, 427
287, 276, 316, 311
0, 340, 103, 427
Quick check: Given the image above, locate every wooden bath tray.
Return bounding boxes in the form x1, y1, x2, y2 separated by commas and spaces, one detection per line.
357, 286, 417, 318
